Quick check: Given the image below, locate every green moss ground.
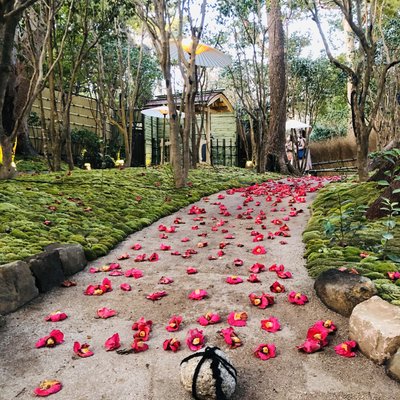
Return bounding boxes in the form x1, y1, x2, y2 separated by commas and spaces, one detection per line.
303, 181, 400, 305
0, 165, 280, 264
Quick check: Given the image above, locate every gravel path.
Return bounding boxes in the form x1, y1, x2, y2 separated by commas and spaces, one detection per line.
1, 176, 398, 400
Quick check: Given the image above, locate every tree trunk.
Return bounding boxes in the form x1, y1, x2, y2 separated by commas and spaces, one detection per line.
0, 135, 16, 178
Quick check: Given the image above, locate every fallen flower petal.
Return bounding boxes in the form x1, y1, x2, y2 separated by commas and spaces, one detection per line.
45, 311, 67, 322
249, 292, 275, 309
254, 343, 276, 360
124, 268, 143, 279
134, 254, 147, 262
288, 291, 308, 305
252, 245, 266, 255
276, 270, 293, 279
148, 252, 159, 262
159, 276, 174, 284
261, 317, 281, 333
131, 338, 149, 353
219, 327, 242, 349
131, 243, 142, 250
226, 275, 243, 284
35, 330, 64, 348
247, 273, 261, 283
146, 291, 167, 301
227, 311, 248, 327
187, 267, 198, 274
181, 237, 190, 242
120, 283, 132, 291
270, 281, 285, 293
334, 341, 357, 357
97, 307, 117, 319
188, 289, 208, 300
89, 267, 100, 274
163, 338, 181, 352
249, 263, 266, 273
160, 243, 171, 251
197, 312, 221, 326
34, 380, 62, 397
134, 324, 151, 341
73, 342, 94, 358
233, 258, 244, 266
297, 339, 322, 353
132, 317, 153, 331
105, 333, 120, 351
314, 319, 337, 334
109, 270, 124, 276
166, 315, 183, 332
307, 325, 329, 347
186, 328, 205, 351
117, 253, 130, 260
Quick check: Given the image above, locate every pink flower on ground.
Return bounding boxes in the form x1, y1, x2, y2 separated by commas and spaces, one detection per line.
186, 328, 205, 351
124, 268, 143, 279
247, 273, 261, 283
314, 319, 337, 334
35, 330, 64, 348
254, 343, 276, 360
252, 245, 266, 255
297, 339, 322, 353
187, 267, 198, 274
181, 237, 190, 242
120, 283, 131, 291
132, 317, 153, 331
227, 312, 248, 327
131, 243, 142, 250
217, 250, 225, 257
159, 276, 174, 284
73, 342, 94, 358
226, 275, 243, 284
104, 333, 120, 351
288, 291, 308, 305
158, 224, 167, 231
188, 289, 208, 300
109, 270, 123, 276
387, 271, 400, 280
166, 315, 183, 332
334, 341, 357, 357
249, 263, 266, 273
89, 267, 100, 273
84, 277, 112, 296
45, 311, 67, 322
249, 293, 275, 309
148, 252, 159, 262
146, 291, 167, 301
307, 325, 329, 347
131, 338, 149, 353
117, 253, 130, 260
252, 234, 264, 242
134, 254, 147, 262
34, 380, 62, 397
103, 263, 120, 271
219, 327, 242, 349
163, 338, 181, 352
197, 241, 208, 248
233, 258, 243, 266
134, 324, 151, 341
261, 317, 281, 333
97, 307, 117, 319
160, 243, 171, 251
270, 281, 285, 293
197, 312, 221, 326
268, 264, 283, 272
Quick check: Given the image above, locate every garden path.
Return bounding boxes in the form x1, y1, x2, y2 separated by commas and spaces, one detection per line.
1, 176, 399, 399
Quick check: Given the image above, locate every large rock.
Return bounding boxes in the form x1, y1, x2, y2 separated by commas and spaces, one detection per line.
180, 346, 237, 400
387, 348, 400, 382
314, 269, 377, 316
350, 296, 400, 365
0, 261, 39, 314
27, 251, 65, 293
45, 243, 87, 276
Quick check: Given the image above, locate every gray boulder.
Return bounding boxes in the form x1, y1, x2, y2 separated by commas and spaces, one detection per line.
27, 250, 65, 293
45, 243, 87, 276
0, 261, 39, 314
314, 268, 377, 317
180, 346, 237, 400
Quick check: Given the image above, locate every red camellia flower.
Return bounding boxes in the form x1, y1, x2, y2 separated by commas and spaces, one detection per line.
217, 250, 225, 257
120, 283, 131, 291
186, 328, 205, 351
247, 273, 261, 283
124, 269, 143, 279
84, 277, 112, 296
163, 338, 181, 352
233, 258, 243, 266
187, 267, 198, 274
226, 275, 243, 284
159, 276, 174, 284
158, 224, 167, 231
188, 289, 208, 300
117, 253, 130, 260
387, 271, 400, 280
97, 307, 117, 319
134, 254, 147, 262
35, 330, 64, 348
45, 311, 67, 322
132, 317, 153, 331
131, 243, 142, 250
252, 234, 264, 242
131, 338, 149, 353
105, 333, 120, 351
334, 341, 357, 357
252, 245, 266, 255
313, 319, 337, 334
276, 270, 292, 279
160, 233, 168, 239
181, 237, 190, 242
249, 263, 265, 273
254, 343, 276, 360
288, 291, 308, 305
249, 293, 275, 309
134, 324, 151, 341
219, 327, 242, 349
73, 342, 94, 358
261, 317, 281, 333
166, 315, 183, 332
197, 241, 208, 248
197, 312, 221, 326
160, 243, 171, 251
148, 252, 159, 262
270, 281, 285, 293
34, 380, 62, 397
89, 267, 100, 273
109, 270, 123, 276
307, 325, 329, 347
297, 339, 322, 353
225, 233, 235, 239
227, 312, 248, 327
146, 291, 167, 301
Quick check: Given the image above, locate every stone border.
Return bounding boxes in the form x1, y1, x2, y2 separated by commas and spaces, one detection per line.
0, 243, 87, 315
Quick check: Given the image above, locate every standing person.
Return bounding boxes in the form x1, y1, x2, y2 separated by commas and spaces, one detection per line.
297, 130, 306, 160
285, 135, 293, 164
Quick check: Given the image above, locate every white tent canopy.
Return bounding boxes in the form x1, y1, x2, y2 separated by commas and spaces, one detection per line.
141, 106, 184, 119
285, 119, 311, 130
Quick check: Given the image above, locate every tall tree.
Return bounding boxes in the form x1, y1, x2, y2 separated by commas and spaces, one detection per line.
307, 0, 400, 181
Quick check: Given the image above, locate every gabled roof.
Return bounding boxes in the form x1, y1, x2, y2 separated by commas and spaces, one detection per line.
144, 90, 233, 113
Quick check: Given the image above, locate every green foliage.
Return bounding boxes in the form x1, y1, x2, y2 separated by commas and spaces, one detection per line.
0, 166, 279, 265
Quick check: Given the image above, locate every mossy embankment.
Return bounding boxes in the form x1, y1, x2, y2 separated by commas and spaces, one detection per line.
0, 165, 280, 265
303, 180, 400, 305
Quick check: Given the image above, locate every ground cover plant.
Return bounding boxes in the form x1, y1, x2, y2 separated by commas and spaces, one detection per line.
0, 165, 280, 265
303, 180, 400, 305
